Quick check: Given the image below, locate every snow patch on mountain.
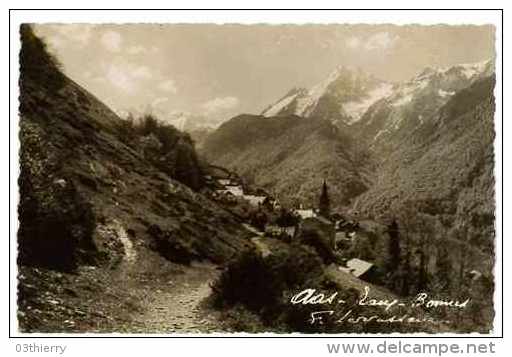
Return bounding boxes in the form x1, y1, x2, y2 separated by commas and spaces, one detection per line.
297, 66, 346, 116
263, 92, 300, 117
344, 83, 395, 124
438, 89, 455, 98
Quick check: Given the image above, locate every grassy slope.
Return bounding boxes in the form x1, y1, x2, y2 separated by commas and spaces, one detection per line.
202, 114, 371, 207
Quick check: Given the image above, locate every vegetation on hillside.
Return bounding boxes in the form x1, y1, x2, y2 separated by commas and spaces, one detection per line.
118, 113, 205, 190
202, 114, 371, 207
18, 25, 250, 273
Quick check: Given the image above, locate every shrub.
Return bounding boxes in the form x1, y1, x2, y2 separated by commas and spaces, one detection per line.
17, 179, 97, 271
210, 241, 325, 327
147, 224, 198, 265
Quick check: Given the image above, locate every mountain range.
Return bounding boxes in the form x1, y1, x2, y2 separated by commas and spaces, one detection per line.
202, 60, 496, 260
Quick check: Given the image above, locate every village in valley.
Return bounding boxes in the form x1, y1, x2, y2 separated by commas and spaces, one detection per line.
203, 165, 381, 284
202, 163, 488, 296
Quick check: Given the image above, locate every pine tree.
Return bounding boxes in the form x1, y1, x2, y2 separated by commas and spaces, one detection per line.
417, 249, 429, 292
401, 251, 411, 296
387, 219, 401, 273
436, 244, 452, 290
318, 180, 331, 218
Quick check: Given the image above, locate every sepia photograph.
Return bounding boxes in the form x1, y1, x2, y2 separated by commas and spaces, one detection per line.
13, 13, 500, 336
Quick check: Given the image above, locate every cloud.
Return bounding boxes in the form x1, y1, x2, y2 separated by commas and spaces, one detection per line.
132, 66, 152, 79
346, 36, 361, 49
127, 45, 160, 55
101, 60, 153, 93
345, 32, 399, 52
364, 32, 399, 51
151, 97, 169, 107
36, 24, 95, 50
158, 79, 178, 94
127, 45, 145, 55
104, 65, 136, 93
101, 31, 122, 52
202, 96, 239, 115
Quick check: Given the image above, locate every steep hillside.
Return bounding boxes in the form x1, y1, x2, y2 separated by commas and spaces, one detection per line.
353, 76, 496, 259
202, 114, 371, 207
18, 25, 252, 272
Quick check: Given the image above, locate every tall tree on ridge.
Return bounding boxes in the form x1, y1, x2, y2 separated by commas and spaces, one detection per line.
318, 179, 331, 218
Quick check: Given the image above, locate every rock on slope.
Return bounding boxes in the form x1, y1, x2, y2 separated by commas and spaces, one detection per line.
18, 24, 251, 272
201, 114, 371, 207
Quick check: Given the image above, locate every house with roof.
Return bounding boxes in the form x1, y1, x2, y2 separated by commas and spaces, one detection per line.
339, 258, 379, 283
243, 194, 266, 206
221, 185, 243, 197
295, 209, 316, 220
218, 178, 231, 186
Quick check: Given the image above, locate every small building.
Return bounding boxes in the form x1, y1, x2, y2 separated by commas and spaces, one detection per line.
218, 178, 231, 186
339, 258, 378, 283
264, 224, 282, 237
334, 231, 356, 250
244, 194, 266, 206
224, 185, 244, 196
296, 209, 316, 220
283, 226, 296, 237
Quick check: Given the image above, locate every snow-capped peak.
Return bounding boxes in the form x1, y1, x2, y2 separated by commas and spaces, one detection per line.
262, 65, 391, 123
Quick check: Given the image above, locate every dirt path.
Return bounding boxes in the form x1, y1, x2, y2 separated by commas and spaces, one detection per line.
128, 262, 223, 333
18, 226, 227, 333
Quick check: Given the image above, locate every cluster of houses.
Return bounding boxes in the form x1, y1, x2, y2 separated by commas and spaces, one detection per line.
208, 175, 281, 210
206, 170, 377, 283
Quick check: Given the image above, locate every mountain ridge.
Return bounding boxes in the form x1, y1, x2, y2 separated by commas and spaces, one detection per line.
201, 113, 372, 207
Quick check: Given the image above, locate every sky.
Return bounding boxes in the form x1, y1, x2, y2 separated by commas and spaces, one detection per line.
33, 23, 495, 125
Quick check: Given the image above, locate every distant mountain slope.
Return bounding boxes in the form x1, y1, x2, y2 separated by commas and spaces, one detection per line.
262, 66, 393, 125
262, 61, 493, 153
201, 114, 371, 207
353, 60, 494, 155
353, 76, 496, 256
18, 25, 251, 271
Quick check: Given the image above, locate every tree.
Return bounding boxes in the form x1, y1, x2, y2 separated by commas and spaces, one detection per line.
436, 244, 452, 290
400, 251, 412, 296
318, 180, 331, 218
276, 208, 299, 227
139, 114, 159, 136
416, 249, 429, 292
387, 219, 401, 273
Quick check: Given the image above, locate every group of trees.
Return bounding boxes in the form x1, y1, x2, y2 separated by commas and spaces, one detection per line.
118, 113, 205, 190
382, 212, 460, 296
378, 203, 494, 331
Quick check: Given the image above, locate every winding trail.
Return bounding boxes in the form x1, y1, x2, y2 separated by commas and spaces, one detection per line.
128, 262, 223, 333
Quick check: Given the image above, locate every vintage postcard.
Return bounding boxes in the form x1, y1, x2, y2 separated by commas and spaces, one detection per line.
12, 11, 501, 337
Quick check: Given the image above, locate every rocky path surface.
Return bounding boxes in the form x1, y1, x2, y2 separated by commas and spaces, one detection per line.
128, 262, 223, 333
